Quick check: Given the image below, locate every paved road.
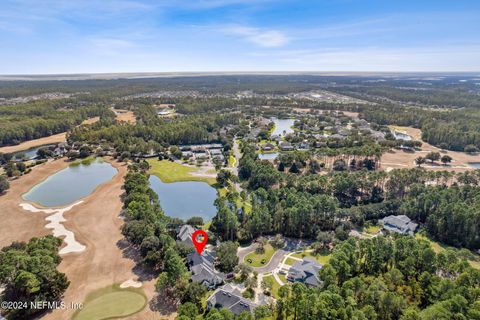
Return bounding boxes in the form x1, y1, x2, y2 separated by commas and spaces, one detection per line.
237, 238, 313, 274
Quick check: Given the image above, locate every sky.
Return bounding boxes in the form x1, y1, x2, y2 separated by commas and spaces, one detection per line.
1, 0, 480, 74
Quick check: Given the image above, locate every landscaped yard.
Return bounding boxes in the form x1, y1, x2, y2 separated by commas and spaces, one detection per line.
291, 250, 331, 265
73, 284, 147, 320
147, 159, 216, 185
263, 275, 282, 298
244, 244, 276, 267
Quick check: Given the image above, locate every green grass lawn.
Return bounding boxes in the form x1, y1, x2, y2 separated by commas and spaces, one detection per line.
147, 159, 216, 185
244, 244, 277, 267
228, 154, 236, 168
416, 234, 480, 270
284, 257, 299, 266
72, 284, 147, 320
291, 251, 331, 265
364, 225, 381, 234
278, 273, 287, 284
263, 275, 281, 298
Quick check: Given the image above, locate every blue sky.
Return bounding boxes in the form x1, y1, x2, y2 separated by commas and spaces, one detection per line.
1, 0, 479, 74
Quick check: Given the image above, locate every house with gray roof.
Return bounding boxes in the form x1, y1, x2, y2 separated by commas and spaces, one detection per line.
381, 215, 418, 235
187, 250, 225, 289
207, 284, 257, 316
287, 257, 323, 287
177, 224, 195, 247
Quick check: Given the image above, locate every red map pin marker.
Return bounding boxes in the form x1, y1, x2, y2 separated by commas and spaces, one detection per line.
192, 230, 208, 255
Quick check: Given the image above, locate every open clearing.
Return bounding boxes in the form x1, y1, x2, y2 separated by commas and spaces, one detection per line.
73, 285, 147, 320
291, 250, 331, 265
244, 244, 277, 267
0, 158, 160, 319
381, 126, 480, 172
0, 116, 100, 154
112, 108, 136, 123
148, 159, 216, 185
0, 132, 67, 154
262, 274, 282, 298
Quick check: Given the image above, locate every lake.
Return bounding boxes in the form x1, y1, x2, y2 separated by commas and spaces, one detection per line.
469, 162, 480, 169
258, 153, 279, 160
23, 159, 117, 207
13, 145, 54, 160
271, 118, 295, 137
149, 175, 217, 221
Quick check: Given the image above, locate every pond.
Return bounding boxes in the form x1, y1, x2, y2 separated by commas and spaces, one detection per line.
391, 130, 412, 141
271, 118, 295, 137
469, 162, 480, 169
149, 175, 217, 221
13, 145, 54, 160
23, 159, 117, 207
258, 153, 279, 160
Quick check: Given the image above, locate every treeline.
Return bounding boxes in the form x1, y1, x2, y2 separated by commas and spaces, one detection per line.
275, 236, 480, 319
0, 236, 69, 319
361, 104, 480, 151
231, 143, 480, 249
69, 112, 241, 153
0, 100, 113, 146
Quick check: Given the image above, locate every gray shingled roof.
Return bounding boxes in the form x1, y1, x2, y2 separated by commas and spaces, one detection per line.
177, 224, 195, 247
381, 215, 418, 235
287, 257, 323, 287
207, 287, 257, 316
188, 250, 225, 288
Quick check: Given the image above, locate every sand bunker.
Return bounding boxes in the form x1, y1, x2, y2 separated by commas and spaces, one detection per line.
120, 279, 143, 289
20, 201, 86, 254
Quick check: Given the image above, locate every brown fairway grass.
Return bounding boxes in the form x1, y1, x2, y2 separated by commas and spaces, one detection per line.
381, 126, 480, 172
0, 158, 173, 319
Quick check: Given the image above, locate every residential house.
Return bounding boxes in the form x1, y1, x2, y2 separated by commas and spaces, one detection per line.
207, 284, 257, 316
287, 257, 323, 287
381, 215, 418, 235
280, 141, 294, 151
187, 250, 225, 289
262, 142, 275, 151
177, 224, 195, 247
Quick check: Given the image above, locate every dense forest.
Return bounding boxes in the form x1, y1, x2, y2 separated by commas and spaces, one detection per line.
275, 236, 480, 320
0, 100, 112, 146
0, 236, 69, 319
221, 143, 480, 249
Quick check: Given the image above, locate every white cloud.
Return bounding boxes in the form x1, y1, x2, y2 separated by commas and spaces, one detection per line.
225, 25, 289, 47
87, 37, 136, 55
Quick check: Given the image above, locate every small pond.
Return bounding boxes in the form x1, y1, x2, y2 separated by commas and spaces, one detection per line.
391, 130, 412, 141
23, 159, 117, 207
258, 153, 279, 160
13, 145, 54, 160
469, 162, 480, 169
149, 175, 217, 221
271, 118, 295, 137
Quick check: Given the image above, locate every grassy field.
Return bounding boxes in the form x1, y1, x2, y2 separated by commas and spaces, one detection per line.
244, 244, 276, 267
263, 275, 282, 298
147, 159, 216, 185
73, 284, 147, 320
291, 251, 331, 265
416, 234, 480, 270
364, 225, 381, 234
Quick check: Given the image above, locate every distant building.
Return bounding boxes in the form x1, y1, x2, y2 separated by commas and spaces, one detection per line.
381, 215, 418, 235
188, 250, 225, 289
287, 257, 323, 287
177, 224, 195, 247
262, 142, 275, 151
207, 284, 258, 316
279, 141, 294, 151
